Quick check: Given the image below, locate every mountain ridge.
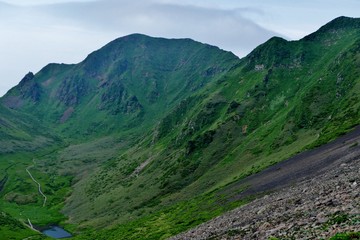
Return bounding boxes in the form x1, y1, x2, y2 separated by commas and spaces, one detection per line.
1, 34, 239, 141
0, 16, 359, 239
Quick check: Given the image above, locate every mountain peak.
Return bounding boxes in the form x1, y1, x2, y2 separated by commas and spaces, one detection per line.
18, 72, 35, 87
111, 33, 152, 43
2, 32, 239, 133
321, 16, 360, 30
303, 16, 360, 41
81, 33, 236, 76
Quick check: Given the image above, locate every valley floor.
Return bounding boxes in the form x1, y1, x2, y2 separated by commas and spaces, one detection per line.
171, 130, 360, 239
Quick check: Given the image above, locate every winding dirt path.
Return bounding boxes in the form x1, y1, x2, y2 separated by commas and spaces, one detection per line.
26, 161, 47, 207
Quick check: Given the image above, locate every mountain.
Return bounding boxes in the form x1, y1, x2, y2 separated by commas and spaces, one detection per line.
0, 16, 359, 240
1, 34, 239, 139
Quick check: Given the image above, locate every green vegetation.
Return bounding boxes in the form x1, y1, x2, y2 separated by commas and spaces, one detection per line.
0, 152, 72, 239
74, 192, 253, 240
329, 213, 350, 225
0, 17, 360, 239
330, 232, 360, 240
0, 211, 45, 240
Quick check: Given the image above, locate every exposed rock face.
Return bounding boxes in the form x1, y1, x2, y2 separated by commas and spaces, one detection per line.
99, 81, 143, 114
56, 76, 89, 106
170, 157, 360, 239
60, 107, 75, 123
18, 72, 42, 102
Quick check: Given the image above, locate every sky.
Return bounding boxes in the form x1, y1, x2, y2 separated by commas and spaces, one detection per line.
0, 0, 359, 96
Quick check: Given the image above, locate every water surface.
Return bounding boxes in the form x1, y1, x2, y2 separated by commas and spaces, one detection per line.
42, 226, 72, 239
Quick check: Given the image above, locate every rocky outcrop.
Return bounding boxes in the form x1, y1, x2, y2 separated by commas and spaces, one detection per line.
171, 155, 360, 239
56, 76, 89, 106
99, 81, 143, 115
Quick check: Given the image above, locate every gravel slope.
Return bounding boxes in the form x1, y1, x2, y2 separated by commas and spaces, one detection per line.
170, 128, 360, 239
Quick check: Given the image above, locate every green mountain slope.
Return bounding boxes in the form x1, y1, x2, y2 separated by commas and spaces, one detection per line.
2, 34, 239, 139
70, 16, 360, 238
0, 33, 240, 238
0, 95, 57, 154
0, 16, 359, 240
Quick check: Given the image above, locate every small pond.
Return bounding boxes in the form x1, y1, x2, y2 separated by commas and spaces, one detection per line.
42, 226, 72, 239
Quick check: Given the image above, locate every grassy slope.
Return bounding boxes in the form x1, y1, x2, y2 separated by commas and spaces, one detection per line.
0, 211, 46, 240
6, 34, 239, 141
0, 103, 58, 154
71, 17, 360, 239
0, 150, 70, 240
0, 17, 360, 239
0, 34, 240, 238
0, 152, 71, 220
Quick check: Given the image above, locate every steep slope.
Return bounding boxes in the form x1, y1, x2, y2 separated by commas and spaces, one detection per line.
162, 15, 360, 197
0, 17, 359, 240
0, 34, 240, 237
171, 129, 360, 239
70, 17, 360, 239
0, 91, 57, 154
1, 34, 239, 139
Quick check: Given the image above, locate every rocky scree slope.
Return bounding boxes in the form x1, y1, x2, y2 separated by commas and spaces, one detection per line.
171, 129, 360, 239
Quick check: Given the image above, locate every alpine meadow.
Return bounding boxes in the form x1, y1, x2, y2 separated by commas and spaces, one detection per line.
0, 16, 360, 239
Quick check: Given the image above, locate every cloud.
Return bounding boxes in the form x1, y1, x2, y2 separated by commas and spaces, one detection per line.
1, 0, 94, 6
40, 0, 279, 55
0, 0, 280, 96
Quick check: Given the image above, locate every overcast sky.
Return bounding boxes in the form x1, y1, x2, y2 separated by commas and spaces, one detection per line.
0, 0, 359, 96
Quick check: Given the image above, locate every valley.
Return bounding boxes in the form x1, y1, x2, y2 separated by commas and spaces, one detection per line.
0, 16, 359, 239
26, 159, 47, 207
